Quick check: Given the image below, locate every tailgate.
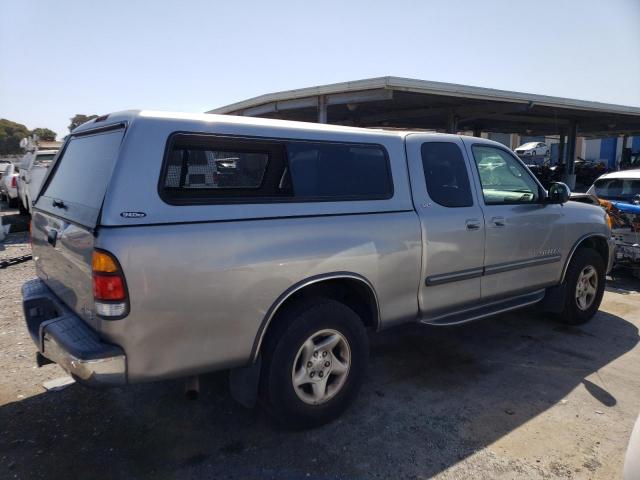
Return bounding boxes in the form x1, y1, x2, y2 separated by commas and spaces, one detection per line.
31, 126, 125, 330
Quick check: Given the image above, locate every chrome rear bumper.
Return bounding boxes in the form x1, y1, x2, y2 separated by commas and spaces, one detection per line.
22, 278, 126, 386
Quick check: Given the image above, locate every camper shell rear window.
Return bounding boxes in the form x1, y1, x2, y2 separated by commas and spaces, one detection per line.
37, 126, 125, 226
160, 134, 393, 204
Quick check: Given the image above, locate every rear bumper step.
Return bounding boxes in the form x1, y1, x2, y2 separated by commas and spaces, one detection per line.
21, 278, 126, 386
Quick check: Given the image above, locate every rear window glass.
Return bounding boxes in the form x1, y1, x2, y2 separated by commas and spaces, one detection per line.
594, 178, 640, 201
39, 128, 124, 225
161, 135, 392, 204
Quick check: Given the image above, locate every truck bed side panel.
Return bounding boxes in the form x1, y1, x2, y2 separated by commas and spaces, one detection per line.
97, 212, 422, 382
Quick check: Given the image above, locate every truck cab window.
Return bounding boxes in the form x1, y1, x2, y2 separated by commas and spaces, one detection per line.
421, 142, 473, 207
471, 145, 539, 205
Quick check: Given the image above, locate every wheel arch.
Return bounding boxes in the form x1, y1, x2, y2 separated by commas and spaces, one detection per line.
250, 272, 380, 362
560, 233, 610, 283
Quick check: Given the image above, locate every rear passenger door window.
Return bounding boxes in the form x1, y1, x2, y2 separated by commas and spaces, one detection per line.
421, 142, 473, 207
161, 134, 393, 204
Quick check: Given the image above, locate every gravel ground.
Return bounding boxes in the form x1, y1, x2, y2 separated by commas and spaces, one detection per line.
1, 202, 640, 479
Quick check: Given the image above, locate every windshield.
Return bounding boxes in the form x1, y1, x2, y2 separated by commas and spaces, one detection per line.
517, 142, 537, 149
594, 178, 640, 202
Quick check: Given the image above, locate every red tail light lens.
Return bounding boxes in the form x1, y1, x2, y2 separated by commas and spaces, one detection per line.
93, 274, 126, 300
92, 250, 129, 318
11, 176, 17, 188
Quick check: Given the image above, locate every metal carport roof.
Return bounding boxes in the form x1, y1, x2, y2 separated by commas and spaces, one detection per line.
208, 76, 640, 138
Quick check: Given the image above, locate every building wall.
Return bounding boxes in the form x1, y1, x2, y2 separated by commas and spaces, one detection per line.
582, 136, 639, 169
584, 139, 601, 161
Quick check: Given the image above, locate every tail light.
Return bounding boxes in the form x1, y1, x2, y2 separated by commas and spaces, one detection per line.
11, 176, 17, 188
92, 249, 129, 318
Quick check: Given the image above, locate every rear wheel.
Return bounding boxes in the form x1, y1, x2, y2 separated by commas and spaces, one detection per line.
557, 248, 605, 324
260, 298, 369, 429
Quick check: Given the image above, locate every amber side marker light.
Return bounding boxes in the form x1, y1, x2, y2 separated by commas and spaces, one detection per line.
92, 250, 129, 318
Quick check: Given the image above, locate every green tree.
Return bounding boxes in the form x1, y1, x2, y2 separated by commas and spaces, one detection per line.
68, 114, 98, 132
31, 127, 57, 141
0, 119, 29, 155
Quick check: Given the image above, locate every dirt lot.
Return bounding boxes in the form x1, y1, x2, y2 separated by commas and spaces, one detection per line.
1, 208, 640, 479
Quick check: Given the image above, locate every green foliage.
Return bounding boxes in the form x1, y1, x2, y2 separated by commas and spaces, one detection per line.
68, 114, 98, 132
31, 128, 57, 141
0, 119, 29, 155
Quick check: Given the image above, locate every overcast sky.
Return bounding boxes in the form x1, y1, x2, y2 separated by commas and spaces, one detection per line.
1, 0, 639, 139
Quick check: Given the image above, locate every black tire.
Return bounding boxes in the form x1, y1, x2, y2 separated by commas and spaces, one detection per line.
260, 298, 369, 429
8, 196, 18, 208
557, 248, 605, 325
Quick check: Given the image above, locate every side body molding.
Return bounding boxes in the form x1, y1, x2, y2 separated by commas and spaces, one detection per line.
250, 272, 381, 362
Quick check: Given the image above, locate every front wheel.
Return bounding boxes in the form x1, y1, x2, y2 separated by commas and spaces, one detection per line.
260, 298, 369, 429
557, 248, 605, 324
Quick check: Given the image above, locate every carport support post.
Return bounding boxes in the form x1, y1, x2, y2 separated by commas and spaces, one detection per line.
562, 121, 577, 189
558, 133, 566, 166
473, 126, 482, 137
317, 95, 327, 124
447, 110, 458, 134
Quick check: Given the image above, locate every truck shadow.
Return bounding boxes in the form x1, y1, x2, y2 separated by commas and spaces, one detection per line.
0, 308, 637, 479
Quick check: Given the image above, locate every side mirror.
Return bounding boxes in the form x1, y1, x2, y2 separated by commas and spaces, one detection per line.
547, 182, 571, 204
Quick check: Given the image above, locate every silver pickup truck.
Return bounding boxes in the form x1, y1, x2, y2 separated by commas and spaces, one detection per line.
22, 111, 614, 428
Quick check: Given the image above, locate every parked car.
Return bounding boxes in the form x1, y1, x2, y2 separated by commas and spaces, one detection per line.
515, 141, 549, 158
0, 160, 10, 184
0, 162, 19, 206
587, 170, 640, 277
17, 149, 58, 215
22, 111, 614, 428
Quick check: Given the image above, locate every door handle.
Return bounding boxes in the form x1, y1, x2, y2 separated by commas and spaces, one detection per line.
491, 216, 506, 227
465, 219, 481, 230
